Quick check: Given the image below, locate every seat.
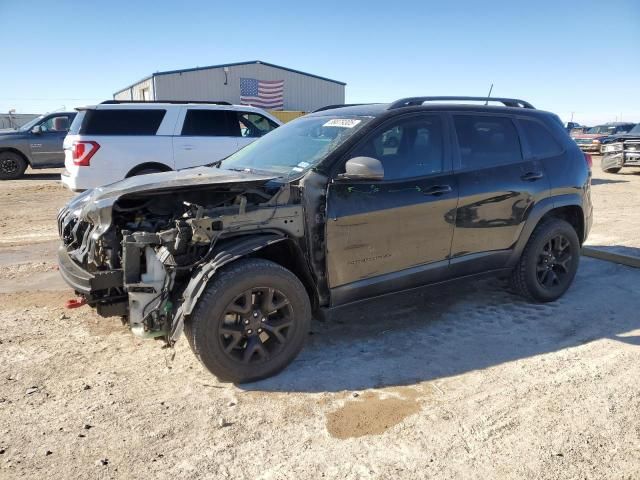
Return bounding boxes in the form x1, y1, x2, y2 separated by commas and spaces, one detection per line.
53, 117, 70, 131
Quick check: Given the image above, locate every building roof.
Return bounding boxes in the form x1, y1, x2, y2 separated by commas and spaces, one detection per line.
114, 60, 346, 96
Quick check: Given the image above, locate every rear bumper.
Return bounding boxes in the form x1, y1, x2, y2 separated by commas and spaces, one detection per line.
61, 170, 89, 192
61, 170, 106, 192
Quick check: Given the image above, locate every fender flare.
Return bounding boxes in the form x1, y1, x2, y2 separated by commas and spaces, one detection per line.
0, 147, 31, 166
507, 193, 584, 266
169, 233, 286, 344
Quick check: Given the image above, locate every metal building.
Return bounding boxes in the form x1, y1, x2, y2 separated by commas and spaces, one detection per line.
0, 113, 39, 130
113, 60, 346, 112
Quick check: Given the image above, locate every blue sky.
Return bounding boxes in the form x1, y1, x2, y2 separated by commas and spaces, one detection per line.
1, 0, 638, 125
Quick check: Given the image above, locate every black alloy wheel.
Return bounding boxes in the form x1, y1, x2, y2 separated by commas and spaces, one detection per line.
0, 152, 27, 180
535, 234, 573, 290
219, 287, 293, 365
185, 258, 311, 383
511, 218, 580, 302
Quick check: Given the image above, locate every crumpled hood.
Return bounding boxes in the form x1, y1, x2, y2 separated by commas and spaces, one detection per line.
89, 166, 275, 202
65, 167, 277, 230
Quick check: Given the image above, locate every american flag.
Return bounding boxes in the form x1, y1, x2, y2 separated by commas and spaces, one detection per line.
240, 78, 284, 110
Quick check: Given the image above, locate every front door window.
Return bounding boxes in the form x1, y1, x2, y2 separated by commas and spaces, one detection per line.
347, 116, 445, 180
40, 115, 72, 133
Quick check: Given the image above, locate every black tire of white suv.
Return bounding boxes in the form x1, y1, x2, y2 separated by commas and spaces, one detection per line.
185, 258, 311, 383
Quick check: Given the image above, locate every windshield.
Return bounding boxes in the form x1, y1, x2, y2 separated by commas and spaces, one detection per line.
586, 124, 632, 134
586, 125, 615, 134
220, 115, 372, 176
627, 124, 640, 135
18, 115, 45, 132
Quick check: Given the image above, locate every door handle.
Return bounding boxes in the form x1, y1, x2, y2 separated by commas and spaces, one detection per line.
423, 185, 452, 196
521, 171, 544, 181
182, 144, 195, 150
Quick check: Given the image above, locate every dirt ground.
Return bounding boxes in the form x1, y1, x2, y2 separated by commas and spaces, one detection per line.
1, 162, 639, 479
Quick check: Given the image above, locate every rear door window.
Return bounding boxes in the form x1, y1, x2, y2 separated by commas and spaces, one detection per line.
453, 115, 523, 170
82, 109, 166, 135
519, 119, 563, 158
181, 110, 239, 137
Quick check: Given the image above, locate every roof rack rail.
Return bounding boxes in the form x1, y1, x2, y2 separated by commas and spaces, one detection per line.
101, 100, 232, 105
388, 96, 535, 110
312, 103, 373, 113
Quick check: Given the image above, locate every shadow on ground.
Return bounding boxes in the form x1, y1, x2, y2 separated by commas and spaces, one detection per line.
19, 171, 62, 181
243, 255, 640, 393
591, 178, 629, 186
584, 244, 640, 261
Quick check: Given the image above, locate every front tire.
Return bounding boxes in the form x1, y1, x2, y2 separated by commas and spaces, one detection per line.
0, 151, 27, 180
511, 218, 580, 302
185, 258, 311, 383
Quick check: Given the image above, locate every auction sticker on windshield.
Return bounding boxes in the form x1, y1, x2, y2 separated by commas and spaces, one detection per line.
323, 118, 362, 128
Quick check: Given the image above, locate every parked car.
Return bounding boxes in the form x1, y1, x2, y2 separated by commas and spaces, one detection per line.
569, 126, 589, 136
0, 112, 76, 179
571, 122, 636, 153
61, 101, 282, 191
566, 121, 587, 134
600, 123, 640, 173
57, 96, 592, 383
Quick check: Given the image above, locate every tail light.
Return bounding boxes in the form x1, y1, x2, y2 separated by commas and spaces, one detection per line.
584, 153, 593, 170
72, 141, 100, 166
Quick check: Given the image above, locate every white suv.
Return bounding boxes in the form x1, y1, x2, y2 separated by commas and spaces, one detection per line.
61, 101, 282, 191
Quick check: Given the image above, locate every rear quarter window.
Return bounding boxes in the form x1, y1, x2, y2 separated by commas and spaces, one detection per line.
80, 109, 166, 135
68, 111, 85, 135
518, 119, 563, 158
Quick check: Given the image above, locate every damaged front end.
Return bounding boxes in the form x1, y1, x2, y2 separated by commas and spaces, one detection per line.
57, 167, 305, 344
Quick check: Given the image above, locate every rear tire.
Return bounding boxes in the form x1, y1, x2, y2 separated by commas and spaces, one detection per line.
185, 258, 311, 383
0, 151, 27, 180
510, 218, 580, 302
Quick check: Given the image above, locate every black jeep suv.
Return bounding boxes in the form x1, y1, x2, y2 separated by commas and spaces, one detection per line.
57, 96, 592, 383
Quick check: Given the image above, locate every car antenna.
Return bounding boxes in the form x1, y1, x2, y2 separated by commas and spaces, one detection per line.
484, 83, 494, 105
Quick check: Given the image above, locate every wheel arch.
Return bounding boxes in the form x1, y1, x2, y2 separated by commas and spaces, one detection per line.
125, 162, 173, 177
0, 147, 31, 166
169, 233, 317, 344
249, 238, 319, 310
509, 196, 585, 266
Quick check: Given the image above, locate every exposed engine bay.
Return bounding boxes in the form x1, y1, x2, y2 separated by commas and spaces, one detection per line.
57, 170, 311, 345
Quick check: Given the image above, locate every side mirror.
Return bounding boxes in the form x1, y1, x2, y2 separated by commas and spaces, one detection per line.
31, 125, 42, 134
339, 156, 384, 181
